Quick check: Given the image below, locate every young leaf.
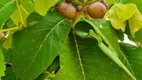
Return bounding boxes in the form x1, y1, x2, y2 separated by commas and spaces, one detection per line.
12, 11, 71, 80
128, 9, 142, 37
59, 34, 129, 80
115, 3, 137, 21
120, 0, 142, 13
0, 49, 6, 79
10, 0, 34, 26
0, 0, 16, 28
33, 0, 58, 16
107, 3, 142, 38
120, 43, 142, 80
108, 12, 127, 32
107, 4, 127, 32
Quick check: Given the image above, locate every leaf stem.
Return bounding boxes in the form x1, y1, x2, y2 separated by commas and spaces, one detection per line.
72, 31, 86, 80
72, 13, 83, 29
0, 27, 22, 33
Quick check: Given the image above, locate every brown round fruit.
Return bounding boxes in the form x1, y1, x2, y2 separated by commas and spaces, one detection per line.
76, 5, 84, 12
57, 2, 77, 20
102, 0, 109, 9
65, 0, 73, 3
87, 2, 107, 18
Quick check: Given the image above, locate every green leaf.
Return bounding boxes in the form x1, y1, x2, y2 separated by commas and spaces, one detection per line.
10, 0, 34, 26
0, 49, 5, 79
84, 19, 121, 56
95, 20, 121, 53
12, 11, 71, 80
1, 67, 16, 80
0, 0, 13, 8
33, 0, 58, 16
74, 20, 121, 55
0, 0, 16, 28
2, 48, 12, 63
120, 43, 142, 80
128, 9, 142, 37
59, 34, 129, 80
84, 19, 136, 80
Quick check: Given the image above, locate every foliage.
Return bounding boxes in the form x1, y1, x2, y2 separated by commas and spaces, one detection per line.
0, 0, 142, 80
0, 50, 5, 79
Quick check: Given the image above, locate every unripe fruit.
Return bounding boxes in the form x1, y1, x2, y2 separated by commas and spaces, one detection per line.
65, 0, 73, 3
56, 2, 77, 20
87, 2, 107, 18
76, 5, 84, 12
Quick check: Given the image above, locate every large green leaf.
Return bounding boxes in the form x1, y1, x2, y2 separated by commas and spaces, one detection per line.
84, 19, 136, 80
84, 19, 121, 56
12, 11, 71, 80
2, 48, 12, 63
0, 0, 16, 28
120, 43, 142, 80
74, 20, 122, 56
0, 50, 5, 79
94, 20, 121, 53
59, 34, 129, 80
33, 0, 58, 16
0, 0, 13, 8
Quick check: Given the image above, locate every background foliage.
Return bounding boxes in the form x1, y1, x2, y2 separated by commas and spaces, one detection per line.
0, 0, 142, 80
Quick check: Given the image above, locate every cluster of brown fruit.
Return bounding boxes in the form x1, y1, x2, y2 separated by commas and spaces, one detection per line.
55, 0, 108, 20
